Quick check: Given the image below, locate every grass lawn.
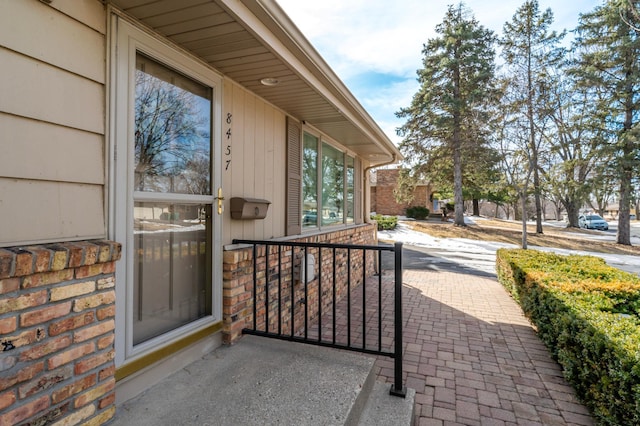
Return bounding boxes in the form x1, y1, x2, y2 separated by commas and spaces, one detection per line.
408, 217, 640, 256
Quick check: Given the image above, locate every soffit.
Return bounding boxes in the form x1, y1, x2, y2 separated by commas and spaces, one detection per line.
108, 0, 401, 164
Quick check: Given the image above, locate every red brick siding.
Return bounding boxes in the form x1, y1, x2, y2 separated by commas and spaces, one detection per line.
222, 224, 377, 344
0, 241, 121, 426
371, 169, 431, 216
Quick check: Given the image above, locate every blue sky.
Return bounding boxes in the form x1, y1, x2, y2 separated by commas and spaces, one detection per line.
277, 0, 602, 145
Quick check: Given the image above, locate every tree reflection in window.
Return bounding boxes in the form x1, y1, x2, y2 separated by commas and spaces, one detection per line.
322, 142, 344, 226
346, 156, 354, 224
302, 133, 318, 227
302, 132, 355, 228
135, 54, 212, 195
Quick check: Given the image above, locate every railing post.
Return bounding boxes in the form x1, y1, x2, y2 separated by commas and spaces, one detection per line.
252, 244, 257, 331
390, 242, 406, 397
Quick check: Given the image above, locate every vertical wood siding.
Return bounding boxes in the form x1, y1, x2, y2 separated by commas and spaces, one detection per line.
222, 80, 286, 243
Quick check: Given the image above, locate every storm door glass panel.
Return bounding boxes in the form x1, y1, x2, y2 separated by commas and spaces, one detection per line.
135, 54, 212, 194
302, 132, 319, 228
133, 53, 213, 346
346, 156, 354, 224
321, 142, 344, 226
133, 203, 212, 345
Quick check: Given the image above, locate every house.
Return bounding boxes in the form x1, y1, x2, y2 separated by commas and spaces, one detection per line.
0, 1, 401, 424
371, 169, 436, 216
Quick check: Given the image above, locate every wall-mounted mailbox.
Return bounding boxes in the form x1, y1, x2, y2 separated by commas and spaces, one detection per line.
230, 197, 271, 220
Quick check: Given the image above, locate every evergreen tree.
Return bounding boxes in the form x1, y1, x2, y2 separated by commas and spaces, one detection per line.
572, 0, 640, 245
397, 3, 497, 226
500, 0, 565, 234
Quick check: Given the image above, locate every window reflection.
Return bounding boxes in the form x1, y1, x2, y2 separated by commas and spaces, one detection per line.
135, 54, 212, 195
322, 142, 344, 226
302, 132, 356, 229
133, 202, 212, 345
346, 156, 354, 224
302, 133, 318, 228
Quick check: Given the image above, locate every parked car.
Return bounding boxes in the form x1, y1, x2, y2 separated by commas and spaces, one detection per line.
303, 211, 317, 225
579, 214, 609, 230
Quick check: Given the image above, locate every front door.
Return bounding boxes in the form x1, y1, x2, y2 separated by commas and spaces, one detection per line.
111, 17, 222, 366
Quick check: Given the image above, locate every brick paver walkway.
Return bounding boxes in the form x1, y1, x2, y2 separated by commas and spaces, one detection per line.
373, 269, 594, 426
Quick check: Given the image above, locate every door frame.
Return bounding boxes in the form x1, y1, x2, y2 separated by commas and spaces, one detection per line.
108, 13, 223, 368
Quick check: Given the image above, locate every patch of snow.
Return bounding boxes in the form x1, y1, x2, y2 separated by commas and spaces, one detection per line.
379, 221, 640, 277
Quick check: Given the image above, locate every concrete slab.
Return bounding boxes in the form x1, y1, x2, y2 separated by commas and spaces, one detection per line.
357, 381, 416, 426
112, 335, 376, 426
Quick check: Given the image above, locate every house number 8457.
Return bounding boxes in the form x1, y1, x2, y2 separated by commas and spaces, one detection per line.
225, 113, 232, 170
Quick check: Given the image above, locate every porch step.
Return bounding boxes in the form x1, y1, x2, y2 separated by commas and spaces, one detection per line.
357, 381, 415, 426
111, 335, 414, 425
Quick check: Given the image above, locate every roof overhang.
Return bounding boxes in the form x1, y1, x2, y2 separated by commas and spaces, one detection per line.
108, 0, 401, 165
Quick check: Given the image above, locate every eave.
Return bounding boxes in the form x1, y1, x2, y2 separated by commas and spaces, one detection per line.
108, 0, 402, 165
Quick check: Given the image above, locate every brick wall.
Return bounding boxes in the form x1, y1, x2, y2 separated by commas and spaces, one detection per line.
0, 240, 121, 426
222, 224, 377, 344
371, 169, 431, 216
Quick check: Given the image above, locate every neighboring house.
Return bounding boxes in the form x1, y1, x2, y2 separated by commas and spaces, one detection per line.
602, 204, 619, 219
371, 169, 435, 216
0, 1, 401, 425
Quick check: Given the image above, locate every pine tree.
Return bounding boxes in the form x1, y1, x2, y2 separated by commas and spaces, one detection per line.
572, 0, 640, 245
397, 3, 497, 226
500, 0, 565, 234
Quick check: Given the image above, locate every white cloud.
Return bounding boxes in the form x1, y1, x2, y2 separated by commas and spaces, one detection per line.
276, 0, 601, 145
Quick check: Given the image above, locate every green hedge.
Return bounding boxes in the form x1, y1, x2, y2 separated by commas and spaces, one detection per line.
406, 206, 430, 220
496, 249, 640, 426
371, 214, 398, 231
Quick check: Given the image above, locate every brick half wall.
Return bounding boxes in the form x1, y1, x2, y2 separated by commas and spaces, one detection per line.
0, 240, 121, 426
222, 224, 377, 344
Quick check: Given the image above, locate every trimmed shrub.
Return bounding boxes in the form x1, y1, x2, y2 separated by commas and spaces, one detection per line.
496, 249, 640, 425
406, 206, 430, 220
371, 214, 398, 231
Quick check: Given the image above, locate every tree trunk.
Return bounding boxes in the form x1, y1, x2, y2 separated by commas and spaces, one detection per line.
617, 78, 634, 245
617, 159, 632, 244
513, 201, 521, 221
452, 41, 465, 227
521, 192, 528, 249
532, 167, 543, 232
564, 200, 581, 228
453, 142, 465, 226
528, 93, 543, 231
618, 176, 631, 244
472, 199, 480, 216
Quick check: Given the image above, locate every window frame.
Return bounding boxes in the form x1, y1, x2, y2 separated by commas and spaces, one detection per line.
109, 16, 223, 367
301, 127, 357, 231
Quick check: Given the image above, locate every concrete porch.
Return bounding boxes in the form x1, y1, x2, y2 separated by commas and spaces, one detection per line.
110, 335, 415, 425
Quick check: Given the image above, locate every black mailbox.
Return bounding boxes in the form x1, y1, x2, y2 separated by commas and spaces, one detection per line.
230, 197, 270, 220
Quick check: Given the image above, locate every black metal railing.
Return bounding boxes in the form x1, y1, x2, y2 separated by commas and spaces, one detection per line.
232, 239, 406, 397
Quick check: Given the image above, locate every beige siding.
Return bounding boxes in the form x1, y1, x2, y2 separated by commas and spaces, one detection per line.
222, 80, 286, 243
42, 0, 106, 34
0, 1, 106, 247
0, 179, 104, 246
0, 113, 104, 184
0, 48, 104, 134
0, 0, 105, 83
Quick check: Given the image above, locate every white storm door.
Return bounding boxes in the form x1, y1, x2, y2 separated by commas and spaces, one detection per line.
111, 17, 223, 365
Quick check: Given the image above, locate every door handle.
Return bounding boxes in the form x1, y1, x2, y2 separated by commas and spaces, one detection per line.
216, 188, 224, 215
